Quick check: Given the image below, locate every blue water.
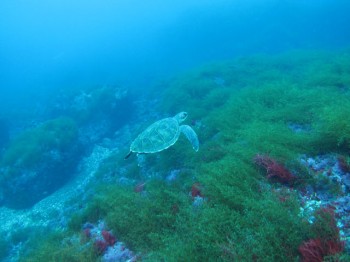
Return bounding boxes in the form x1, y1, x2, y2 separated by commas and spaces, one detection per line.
1, 0, 349, 108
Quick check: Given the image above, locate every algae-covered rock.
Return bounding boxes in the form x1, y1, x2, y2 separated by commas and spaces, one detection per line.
0, 117, 82, 209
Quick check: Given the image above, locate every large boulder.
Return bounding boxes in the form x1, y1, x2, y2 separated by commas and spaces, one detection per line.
0, 117, 82, 209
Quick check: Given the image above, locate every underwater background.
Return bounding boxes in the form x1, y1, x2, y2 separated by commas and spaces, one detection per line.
1, 0, 350, 261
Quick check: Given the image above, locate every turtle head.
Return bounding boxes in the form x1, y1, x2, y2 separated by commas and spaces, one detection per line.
175, 112, 188, 123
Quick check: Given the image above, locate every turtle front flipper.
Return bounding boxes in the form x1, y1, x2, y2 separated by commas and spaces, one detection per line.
180, 125, 199, 152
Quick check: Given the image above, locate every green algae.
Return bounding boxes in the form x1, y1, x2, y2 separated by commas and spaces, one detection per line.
1, 117, 77, 170
0, 117, 78, 182
21, 50, 350, 261
0, 237, 8, 261
78, 182, 191, 252
0, 117, 80, 208
20, 231, 97, 262
148, 50, 349, 260
315, 100, 350, 152
153, 157, 308, 261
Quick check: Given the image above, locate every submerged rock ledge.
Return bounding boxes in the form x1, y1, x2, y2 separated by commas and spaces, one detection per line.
0, 145, 113, 246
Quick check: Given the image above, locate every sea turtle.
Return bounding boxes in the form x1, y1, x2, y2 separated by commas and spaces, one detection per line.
125, 112, 199, 159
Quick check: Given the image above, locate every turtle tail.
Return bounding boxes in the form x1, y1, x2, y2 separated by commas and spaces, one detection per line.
124, 151, 133, 160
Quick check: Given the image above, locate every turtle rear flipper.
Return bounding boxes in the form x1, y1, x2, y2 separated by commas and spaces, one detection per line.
124, 151, 133, 160
180, 125, 199, 152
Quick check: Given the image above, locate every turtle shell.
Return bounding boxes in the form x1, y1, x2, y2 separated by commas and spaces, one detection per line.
131, 117, 180, 153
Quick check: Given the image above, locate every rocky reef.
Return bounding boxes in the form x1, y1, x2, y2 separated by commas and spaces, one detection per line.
1, 50, 350, 261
